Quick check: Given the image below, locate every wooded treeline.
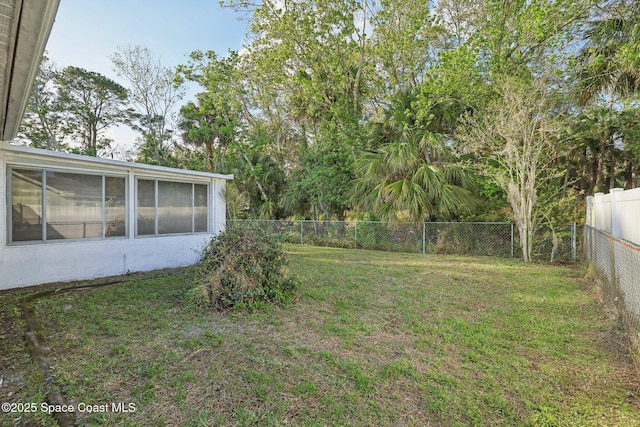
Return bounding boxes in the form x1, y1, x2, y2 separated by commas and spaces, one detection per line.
18, 0, 640, 260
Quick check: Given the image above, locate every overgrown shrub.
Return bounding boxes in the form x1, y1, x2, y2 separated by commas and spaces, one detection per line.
190, 226, 297, 310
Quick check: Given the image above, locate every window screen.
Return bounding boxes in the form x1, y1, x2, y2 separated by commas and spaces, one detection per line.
9, 168, 127, 243
194, 184, 208, 232
106, 177, 126, 237
11, 169, 43, 242
136, 179, 208, 235
158, 181, 193, 234
137, 179, 156, 235
45, 171, 103, 240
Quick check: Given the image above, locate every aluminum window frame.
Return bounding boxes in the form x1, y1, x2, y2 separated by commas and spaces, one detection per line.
6, 165, 129, 244
134, 177, 210, 237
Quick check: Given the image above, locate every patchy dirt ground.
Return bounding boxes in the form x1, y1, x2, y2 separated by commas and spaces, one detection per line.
0, 285, 50, 426
0, 271, 181, 427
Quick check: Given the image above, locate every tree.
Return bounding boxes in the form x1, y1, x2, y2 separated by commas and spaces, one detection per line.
223, 0, 372, 143
462, 77, 562, 262
111, 45, 185, 164
354, 90, 477, 222
177, 51, 243, 173
18, 56, 70, 151
577, 0, 640, 105
232, 147, 287, 219
370, 0, 442, 96
473, 0, 592, 77
214, 0, 599, 225
237, 1, 374, 217
571, 0, 640, 192
435, 0, 485, 48
177, 50, 290, 217
569, 105, 640, 192
285, 143, 355, 220
56, 66, 133, 157
179, 101, 222, 173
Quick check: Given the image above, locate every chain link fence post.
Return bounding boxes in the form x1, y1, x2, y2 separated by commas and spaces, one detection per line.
511, 223, 514, 258
572, 222, 577, 261
355, 221, 358, 245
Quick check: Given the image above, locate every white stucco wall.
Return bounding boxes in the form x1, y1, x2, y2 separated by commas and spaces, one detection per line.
0, 234, 211, 289
0, 143, 231, 290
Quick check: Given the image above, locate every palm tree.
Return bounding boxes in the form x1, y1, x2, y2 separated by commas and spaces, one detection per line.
577, 0, 640, 105
574, 1, 640, 191
353, 90, 477, 222
576, 106, 619, 192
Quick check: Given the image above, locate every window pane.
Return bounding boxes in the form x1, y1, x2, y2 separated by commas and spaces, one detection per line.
194, 184, 208, 232
137, 179, 156, 235
158, 181, 192, 234
46, 172, 102, 240
11, 169, 43, 242
106, 177, 126, 237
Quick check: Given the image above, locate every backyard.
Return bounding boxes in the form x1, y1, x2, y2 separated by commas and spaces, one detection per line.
1, 245, 639, 426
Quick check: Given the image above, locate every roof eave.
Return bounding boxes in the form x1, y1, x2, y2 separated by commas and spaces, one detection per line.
0, 0, 60, 141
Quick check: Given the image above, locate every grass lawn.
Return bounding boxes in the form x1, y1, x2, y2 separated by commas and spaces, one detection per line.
1, 245, 639, 426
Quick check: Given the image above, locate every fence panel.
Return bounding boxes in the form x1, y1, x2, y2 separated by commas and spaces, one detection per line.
588, 187, 640, 246
229, 219, 303, 243
301, 220, 358, 248
585, 225, 640, 347
228, 220, 560, 259
356, 222, 423, 253
423, 222, 514, 257
227, 220, 577, 261
616, 188, 640, 245
530, 223, 580, 262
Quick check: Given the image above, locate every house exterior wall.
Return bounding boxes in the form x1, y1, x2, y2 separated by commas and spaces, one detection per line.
0, 235, 213, 289
586, 187, 640, 246
0, 143, 231, 290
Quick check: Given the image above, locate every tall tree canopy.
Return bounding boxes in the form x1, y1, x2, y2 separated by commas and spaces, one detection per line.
111, 45, 185, 165
17, 1, 640, 258
19, 56, 69, 151
176, 50, 243, 174
56, 66, 133, 157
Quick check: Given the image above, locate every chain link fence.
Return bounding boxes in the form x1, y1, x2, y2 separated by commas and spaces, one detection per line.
584, 225, 640, 348
531, 223, 581, 262
228, 220, 579, 261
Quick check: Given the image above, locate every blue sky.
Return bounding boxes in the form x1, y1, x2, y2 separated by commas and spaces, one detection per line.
46, 0, 248, 78
44, 1, 249, 152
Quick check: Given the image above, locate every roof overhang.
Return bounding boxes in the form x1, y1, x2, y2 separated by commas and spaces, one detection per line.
0, 141, 235, 180
0, 0, 60, 141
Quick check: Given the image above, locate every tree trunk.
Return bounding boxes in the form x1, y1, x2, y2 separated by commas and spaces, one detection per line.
205, 142, 215, 173
550, 229, 559, 262
240, 152, 269, 203
595, 137, 606, 192
509, 179, 535, 262
91, 125, 98, 157
624, 158, 633, 189
609, 140, 616, 189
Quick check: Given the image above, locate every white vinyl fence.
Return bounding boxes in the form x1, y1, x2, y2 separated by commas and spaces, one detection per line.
585, 187, 640, 347
586, 187, 640, 244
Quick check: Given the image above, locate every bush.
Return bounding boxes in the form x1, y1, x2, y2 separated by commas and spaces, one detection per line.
190, 226, 297, 310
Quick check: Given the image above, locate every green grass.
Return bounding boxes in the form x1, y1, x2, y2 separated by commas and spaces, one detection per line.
1, 245, 639, 426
